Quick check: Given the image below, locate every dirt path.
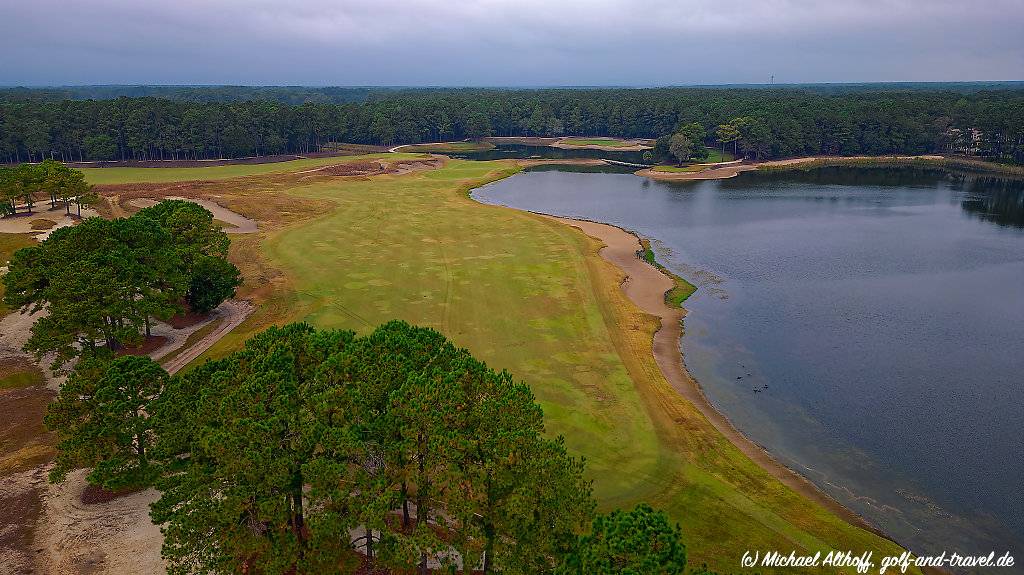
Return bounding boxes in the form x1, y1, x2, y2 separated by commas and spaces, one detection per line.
546, 215, 883, 535
160, 300, 253, 374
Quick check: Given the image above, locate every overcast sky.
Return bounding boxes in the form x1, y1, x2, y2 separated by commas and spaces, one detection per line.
2, 0, 1022, 86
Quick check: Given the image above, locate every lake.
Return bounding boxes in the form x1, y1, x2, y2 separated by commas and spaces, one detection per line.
473, 166, 1024, 562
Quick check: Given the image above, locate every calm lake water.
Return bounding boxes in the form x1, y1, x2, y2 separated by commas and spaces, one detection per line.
473, 166, 1024, 562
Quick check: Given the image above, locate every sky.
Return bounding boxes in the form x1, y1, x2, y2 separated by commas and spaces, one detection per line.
1, 0, 1022, 86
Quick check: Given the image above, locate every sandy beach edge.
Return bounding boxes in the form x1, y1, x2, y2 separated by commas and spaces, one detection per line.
534, 212, 898, 542
632, 154, 982, 182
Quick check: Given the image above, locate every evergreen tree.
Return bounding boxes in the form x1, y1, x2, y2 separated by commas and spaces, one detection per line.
46, 355, 169, 489
558, 503, 687, 575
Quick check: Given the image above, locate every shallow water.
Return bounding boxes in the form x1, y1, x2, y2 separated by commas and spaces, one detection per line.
473, 166, 1024, 563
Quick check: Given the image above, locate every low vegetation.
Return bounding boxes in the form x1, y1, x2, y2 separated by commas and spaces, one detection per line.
638, 239, 696, 306
29, 218, 56, 230
215, 157, 909, 572
701, 148, 735, 163
759, 155, 1024, 176
77, 154, 399, 185
651, 165, 704, 173
26, 156, 914, 572
0, 367, 44, 390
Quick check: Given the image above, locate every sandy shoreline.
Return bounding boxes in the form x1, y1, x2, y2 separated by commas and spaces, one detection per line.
635, 155, 948, 181
544, 214, 890, 538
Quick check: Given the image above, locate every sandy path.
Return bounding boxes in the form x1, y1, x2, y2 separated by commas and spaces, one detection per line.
160, 300, 253, 375
547, 215, 882, 534
130, 197, 257, 233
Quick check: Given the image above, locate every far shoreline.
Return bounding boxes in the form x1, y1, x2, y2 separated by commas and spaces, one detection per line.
636, 154, 1024, 181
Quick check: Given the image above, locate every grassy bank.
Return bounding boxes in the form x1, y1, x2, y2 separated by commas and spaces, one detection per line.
400, 141, 496, 153
637, 238, 697, 306
760, 155, 1024, 176
81, 156, 914, 572
560, 137, 639, 147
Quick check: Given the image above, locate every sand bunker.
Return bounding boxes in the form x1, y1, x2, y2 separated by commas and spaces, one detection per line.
33, 470, 164, 575
0, 206, 100, 241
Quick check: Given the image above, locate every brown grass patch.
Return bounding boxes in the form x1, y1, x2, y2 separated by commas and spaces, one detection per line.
305, 161, 384, 177
115, 335, 168, 356
80, 483, 142, 505
0, 363, 54, 476
166, 307, 213, 329
0, 467, 47, 574
29, 218, 57, 230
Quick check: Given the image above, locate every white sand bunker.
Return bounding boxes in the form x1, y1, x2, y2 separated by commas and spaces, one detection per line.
130, 197, 257, 234
0, 206, 101, 241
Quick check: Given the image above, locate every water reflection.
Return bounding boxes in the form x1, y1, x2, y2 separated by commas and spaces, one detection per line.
957, 175, 1024, 228
720, 166, 1024, 230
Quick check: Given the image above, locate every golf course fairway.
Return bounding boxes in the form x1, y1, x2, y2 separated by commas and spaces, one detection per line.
87, 156, 913, 573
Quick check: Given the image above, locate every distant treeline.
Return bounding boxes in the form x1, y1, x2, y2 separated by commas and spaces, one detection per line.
1, 87, 1022, 164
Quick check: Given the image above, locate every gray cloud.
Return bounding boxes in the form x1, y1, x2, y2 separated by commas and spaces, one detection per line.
0, 0, 1021, 85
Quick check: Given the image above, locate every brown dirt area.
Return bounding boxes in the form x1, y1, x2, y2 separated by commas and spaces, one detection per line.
115, 335, 169, 357
0, 361, 54, 573
165, 308, 213, 329
80, 484, 143, 505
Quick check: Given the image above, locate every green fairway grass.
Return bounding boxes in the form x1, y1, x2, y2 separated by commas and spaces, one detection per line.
80, 153, 420, 185
401, 141, 496, 153
652, 165, 705, 173
218, 157, 913, 573
703, 148, 737, 162
559, 138, 639, 147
